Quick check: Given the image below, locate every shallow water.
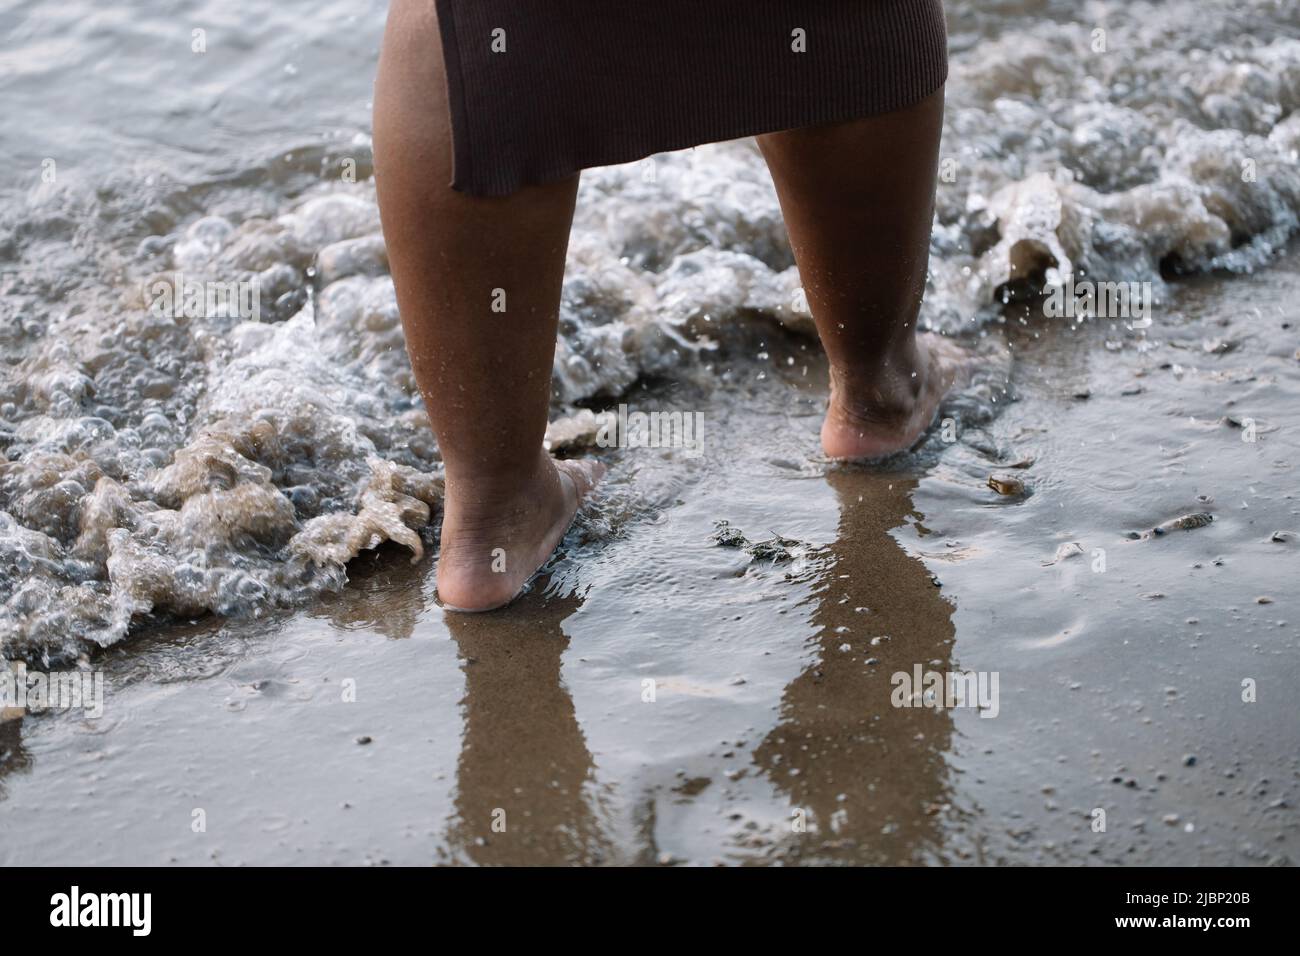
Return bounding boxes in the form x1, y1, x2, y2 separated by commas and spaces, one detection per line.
2, 248, 1297, 864
1, 0, 1299, 863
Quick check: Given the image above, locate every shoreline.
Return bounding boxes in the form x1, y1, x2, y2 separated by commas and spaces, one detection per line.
2, 246, 1296, 865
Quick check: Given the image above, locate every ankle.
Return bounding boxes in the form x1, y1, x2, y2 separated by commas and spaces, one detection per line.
444, 448, 552, 498
443, 450, 560, 520
829, 339, 927, 424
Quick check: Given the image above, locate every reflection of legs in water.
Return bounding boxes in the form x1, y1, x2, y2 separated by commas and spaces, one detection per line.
373, 3, 603, 612
753, 471, 956, 863
757, 89, 968, 461
0, 714, 32, 798
443, 589, 612, 864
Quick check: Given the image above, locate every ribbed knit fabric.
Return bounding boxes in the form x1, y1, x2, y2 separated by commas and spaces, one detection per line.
435, 0, 948, 197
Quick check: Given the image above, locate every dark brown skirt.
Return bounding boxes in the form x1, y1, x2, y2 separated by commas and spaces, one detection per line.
435, 0, 948, 196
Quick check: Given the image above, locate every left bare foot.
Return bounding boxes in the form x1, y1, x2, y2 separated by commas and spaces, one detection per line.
436, 450, 605, 612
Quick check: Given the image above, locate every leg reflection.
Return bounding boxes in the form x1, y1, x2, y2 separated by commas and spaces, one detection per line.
754, 469, 958, 863
0, 714, 31, 800
444, 587, 612, 864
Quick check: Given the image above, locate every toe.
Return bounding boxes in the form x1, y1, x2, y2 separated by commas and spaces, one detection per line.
555, 458, 606, 500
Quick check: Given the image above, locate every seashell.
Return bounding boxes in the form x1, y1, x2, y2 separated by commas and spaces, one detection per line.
988, 473, 1026, 496
1136, 512, 1214, 540
1043, 541, 1085, 566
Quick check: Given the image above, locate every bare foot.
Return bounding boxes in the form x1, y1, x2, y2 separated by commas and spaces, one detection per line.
821, 333, 971, 460
436, 451, 605, 612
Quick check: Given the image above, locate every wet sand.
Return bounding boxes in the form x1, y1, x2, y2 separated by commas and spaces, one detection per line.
2, 247, 1296, 866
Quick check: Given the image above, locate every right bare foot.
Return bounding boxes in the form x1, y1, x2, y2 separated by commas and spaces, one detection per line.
435, 451, 605, 612
821, 333, 971, 460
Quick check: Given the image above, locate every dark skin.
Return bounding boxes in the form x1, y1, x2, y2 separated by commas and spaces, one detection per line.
373, 1, 962, 610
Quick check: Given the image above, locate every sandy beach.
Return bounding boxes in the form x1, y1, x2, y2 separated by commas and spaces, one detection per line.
3, 245, 1298, 863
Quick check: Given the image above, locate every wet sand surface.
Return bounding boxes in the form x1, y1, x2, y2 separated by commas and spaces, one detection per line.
2, 247, 1296, 865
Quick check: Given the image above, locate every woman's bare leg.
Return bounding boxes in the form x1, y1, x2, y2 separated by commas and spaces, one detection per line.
757, 88, 965, 459
373, 1, 603, 611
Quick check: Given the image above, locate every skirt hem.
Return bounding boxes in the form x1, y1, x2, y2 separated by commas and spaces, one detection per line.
438, 0, 949, 197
